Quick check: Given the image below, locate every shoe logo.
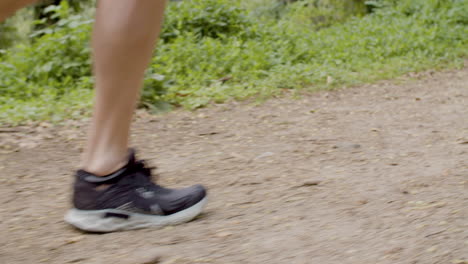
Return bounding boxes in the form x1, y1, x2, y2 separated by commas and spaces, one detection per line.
136, 187, 155, 199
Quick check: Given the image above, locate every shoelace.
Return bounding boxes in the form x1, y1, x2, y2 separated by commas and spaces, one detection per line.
127, 160, 160, 190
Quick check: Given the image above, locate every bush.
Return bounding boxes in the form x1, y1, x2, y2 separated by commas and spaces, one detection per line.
161, 0, 254, 41
0, 0, 467, 124
0, 2, 93, 96
0, 2, 93, 123
0, 23, 15, 48
147, 0, 468, 109
282, 0, 368, 29
0, 8, 34, 49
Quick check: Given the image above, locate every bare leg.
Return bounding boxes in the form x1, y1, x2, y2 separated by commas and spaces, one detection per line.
0, 0, 36, 21
3, 0, 206, 232
82, 0, 167, 176
1, 0, 166, 175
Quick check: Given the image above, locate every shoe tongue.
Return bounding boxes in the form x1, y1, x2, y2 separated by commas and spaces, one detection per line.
127, 148, 137, 165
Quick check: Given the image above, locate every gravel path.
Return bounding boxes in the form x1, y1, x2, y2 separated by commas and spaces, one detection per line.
1, 67, 467, 264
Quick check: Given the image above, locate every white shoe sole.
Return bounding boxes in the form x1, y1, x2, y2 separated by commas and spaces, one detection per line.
64, 197, 207, 232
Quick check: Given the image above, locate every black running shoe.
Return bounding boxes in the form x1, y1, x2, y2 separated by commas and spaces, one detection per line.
64, 150, 207, 232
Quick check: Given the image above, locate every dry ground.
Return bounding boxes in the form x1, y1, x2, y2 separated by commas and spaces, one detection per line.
1, 68, 467, 264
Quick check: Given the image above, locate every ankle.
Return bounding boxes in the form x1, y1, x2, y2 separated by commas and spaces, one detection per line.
83, 160, 127, 176
82, 152, 128, 176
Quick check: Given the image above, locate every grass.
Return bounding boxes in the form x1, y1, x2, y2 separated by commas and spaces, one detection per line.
0, 0, 467, 125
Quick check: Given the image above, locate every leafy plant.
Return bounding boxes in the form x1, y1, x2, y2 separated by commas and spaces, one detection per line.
0, 0, 467, 124
283, 0, 368, 29
161, 0, 255, 41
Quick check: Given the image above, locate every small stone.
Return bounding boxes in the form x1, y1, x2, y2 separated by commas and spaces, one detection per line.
65, 236, 84, 244
67, 257, 87, 263
332, 143, 361, 151
426, 246, 437, 253
400, 189, 409, 194
358, 199, 368, 205
140, 255, 161, 264
254, 152, 274, 160
299, 180, 321, 187
120, 248, 166, 264
163, 226, 174, 231
216, 231, 233, 238
385, 247, 403, 254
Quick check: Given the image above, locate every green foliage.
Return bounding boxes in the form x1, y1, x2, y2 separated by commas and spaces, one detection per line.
161, 0, 254, 41
149, 0, 468, 109
1, 0, 467, 124
0, 23, 15, 48
0, 8, 34, 49
283, 0, 369, 28
0, 1, 93, 123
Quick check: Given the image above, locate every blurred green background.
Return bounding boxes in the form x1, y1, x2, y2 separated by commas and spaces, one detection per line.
1, 0, 467, 124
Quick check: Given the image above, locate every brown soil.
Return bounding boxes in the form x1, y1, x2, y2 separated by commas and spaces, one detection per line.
1, 68, 467, 264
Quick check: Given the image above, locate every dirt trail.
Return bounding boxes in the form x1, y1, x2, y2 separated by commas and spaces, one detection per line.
1, 68, 467, 264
